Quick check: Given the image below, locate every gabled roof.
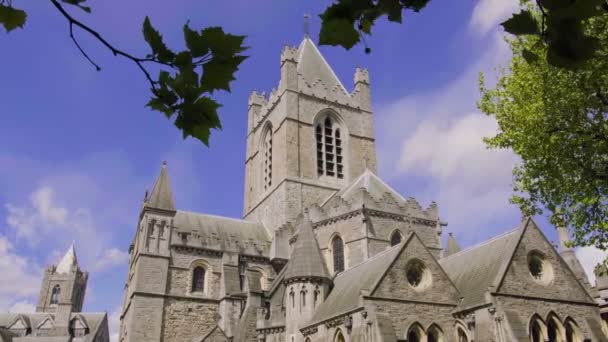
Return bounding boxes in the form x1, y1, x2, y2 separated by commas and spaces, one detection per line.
297, 37, 348, 95
444, 233, 461, 257
56, 242, 78, 274
439, 221, 527, 311
327, 169, 407, 206
145, 162, 176, 211
306, 240, 404, 327
283, 218, 331, 282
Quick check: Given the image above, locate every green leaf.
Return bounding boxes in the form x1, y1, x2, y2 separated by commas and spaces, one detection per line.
319, 17, 360, 49
142, 16, 175, 63
146, 97, 174, 119
183, 24, 210, 58
199, 27, 247, 59
60, 0, 91, 13
174, 96, 222, 145
501, 10, 539, 35
551, 0, 605, 21
200, 55, 248, 93
0, 5, 27, 33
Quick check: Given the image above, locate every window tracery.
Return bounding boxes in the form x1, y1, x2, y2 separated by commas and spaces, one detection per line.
263, 127, 273, 190
316, 116, 343, 179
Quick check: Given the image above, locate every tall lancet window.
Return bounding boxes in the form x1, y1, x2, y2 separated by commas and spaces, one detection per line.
316, 116, 344, 179
50, 285, 60, 305
192, 267, 205, 293
263, 127, 273, 190
332, 236, 345, 273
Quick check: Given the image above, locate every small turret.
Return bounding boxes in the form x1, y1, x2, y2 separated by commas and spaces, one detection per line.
557, 225, 594, 293
144, 161, 176, 213
279, 45, 299, 92
352, 67, 371, 111
444, 233, 461, 258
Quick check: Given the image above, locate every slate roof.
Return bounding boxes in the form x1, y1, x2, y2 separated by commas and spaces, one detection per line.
145, 162, 176, 211
283, 218, 331, 282
307, 242, 404, 327
56, 242, 78, 274
439, 225, 524, 311
330, 169, 407, 205
444, 233, 461, 258
297, 37, 348, 95
173, 211, 270, 249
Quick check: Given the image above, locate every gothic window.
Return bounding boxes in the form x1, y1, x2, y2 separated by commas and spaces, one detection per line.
530, 318, 543, 342
192, 267, 205, 293
239, 259, 247, 291
316, 116, 344, 179
300, 288, 306, 309
289, 288, 295, 308
69, 319, 89, 338
427, 325, 443, 342
390, 230, 402, 246
332, 236, 345, 273
457, 327, 468, 342
565, 319, 579, 342
547, 319, 558, 342
50, 285, 60, 305
407, 330, 420, 342
334, 330, 345, 342
263, 126, 273, 190
264, 301, 271, 320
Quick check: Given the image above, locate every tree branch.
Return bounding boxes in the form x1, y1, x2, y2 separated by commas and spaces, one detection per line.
49, 0, 171, 94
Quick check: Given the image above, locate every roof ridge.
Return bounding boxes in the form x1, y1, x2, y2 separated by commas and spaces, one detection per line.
440, 226, 521, 262
176, 211, 262, 225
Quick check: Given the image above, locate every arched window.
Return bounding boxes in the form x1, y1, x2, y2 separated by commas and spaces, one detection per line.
332, 236, 345, 273
263, 126, 273, 190
565, 318, 580, 342
334, 330, 346, 342
427, 325, 444, 342
50, 285, 60, 305
192, 267, 205, 292
390, 230, 402, 246
407, 330, 421, 342
316, 116, 344, 179
313, 286, 320, 307
264, 301, 271, 320
69, 318, 88, 338
289, 288, 295, 308
456, 327, 468, 342
300, 288, 306, 309
530, 317, 544, 342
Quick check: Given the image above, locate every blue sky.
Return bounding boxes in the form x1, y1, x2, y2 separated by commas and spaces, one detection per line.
1, 0, 605, 340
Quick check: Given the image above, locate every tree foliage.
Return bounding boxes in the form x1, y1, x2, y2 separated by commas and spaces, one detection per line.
1, 0, 247, 146
478, 9, 608, 248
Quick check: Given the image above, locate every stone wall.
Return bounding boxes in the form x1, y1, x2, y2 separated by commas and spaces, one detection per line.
161, 297, 219, 341
499, 223, 592, 303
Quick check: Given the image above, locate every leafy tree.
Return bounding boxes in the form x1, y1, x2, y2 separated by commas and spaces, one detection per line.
0, 0, 248, 146
478, 6, 608, 248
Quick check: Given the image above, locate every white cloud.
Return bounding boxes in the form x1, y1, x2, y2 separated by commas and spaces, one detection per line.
108, 306, 122, 342
376, 32, 517, 243
0, 235, 40, 312
91, 248, 129, 272
576, 246, 608, 286
469, 0, 520, 36
8, 301, 36, 313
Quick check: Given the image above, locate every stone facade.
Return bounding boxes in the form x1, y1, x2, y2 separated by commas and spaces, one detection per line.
116, 35, 608, 342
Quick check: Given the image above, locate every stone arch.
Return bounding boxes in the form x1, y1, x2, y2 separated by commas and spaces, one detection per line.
334, 328, 346, 342
249, 266, 268, 291
529, 314, 547, 342
426, 323, 445, 342
313, 109, 349, 180
406, 322, 425, 342
328, 233, 345, 274
546, 311, 564, 342
259, 121, 273, 192
563, 317, 582, 342
454, 321, 470, 342
389, 229, 403, 247
188, 259, 212, 295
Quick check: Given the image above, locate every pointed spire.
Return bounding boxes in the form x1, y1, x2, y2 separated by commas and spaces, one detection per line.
284, 210, 331, 282
56, 241, 78, 274
296, 37, 348, 94
145, 161, 176, 212
444, 233, 461, 257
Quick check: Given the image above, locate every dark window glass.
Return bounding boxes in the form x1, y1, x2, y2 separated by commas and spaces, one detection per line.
333, 236, 344, 273
192, 267, 205, 292
50, 285, 60, 305
390, 231, 402, 246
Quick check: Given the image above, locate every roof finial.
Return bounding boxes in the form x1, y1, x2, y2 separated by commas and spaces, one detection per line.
304, 13, 311, 38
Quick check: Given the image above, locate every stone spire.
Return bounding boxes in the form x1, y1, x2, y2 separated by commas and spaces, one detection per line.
284, 212, 331, 282
296, 36, 348, 94
145, 161, 176, 212
444, 233, 461, 257
56, 241, 78, 274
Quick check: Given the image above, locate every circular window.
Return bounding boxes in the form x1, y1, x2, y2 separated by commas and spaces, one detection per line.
527, 251, 553, 285
406, 259, 431, 290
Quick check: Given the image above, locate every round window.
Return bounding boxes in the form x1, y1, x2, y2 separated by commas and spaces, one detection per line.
527, 251, 553, 285
406, 259, 431, 290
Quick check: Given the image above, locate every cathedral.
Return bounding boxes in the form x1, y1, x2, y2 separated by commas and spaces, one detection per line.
0, 244, 110, 341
